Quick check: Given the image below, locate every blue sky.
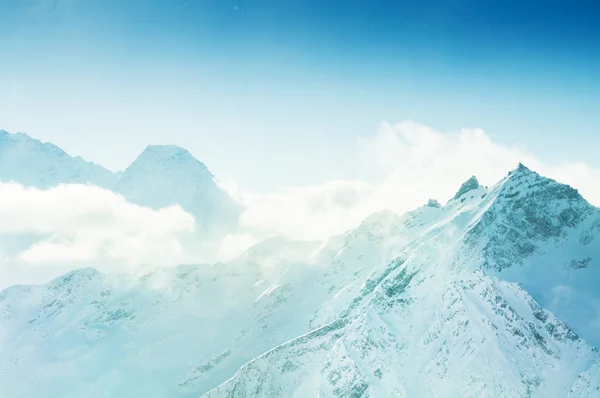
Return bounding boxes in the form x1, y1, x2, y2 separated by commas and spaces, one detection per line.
1, 0, 599, 191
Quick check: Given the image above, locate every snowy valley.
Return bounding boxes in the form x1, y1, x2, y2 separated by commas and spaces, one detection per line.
0, 131, 599, 397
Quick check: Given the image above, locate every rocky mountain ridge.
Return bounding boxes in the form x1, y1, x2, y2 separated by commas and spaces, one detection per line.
0, 164, 598, 397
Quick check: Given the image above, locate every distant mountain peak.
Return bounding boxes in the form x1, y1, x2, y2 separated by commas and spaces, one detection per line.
0, 129, 240, 233
0, 129, 117, 189
115, 144, 241, 232
141, 144, 194, 159
129, 144, 211, 174
453, 175, 480, 200
1, 129, 64, 153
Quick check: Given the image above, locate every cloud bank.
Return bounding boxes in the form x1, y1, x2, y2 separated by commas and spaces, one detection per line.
1, 120, 599, 287
0, 182, 196, 286
239, 120, 600, 240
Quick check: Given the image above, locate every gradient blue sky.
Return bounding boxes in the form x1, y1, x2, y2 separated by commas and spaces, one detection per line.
1, 0, 599, 190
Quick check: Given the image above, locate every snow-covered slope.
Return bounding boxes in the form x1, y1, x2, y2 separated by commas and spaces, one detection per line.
0, 164, 599, 397
466, 164, 600, 347
206, 275, 598, 398
204, 165, 600, 397
0, 130, 116, 189
114, 145, 242, 232
0, 218, 411, 398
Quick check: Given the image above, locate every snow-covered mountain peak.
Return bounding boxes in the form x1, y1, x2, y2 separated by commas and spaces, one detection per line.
514, 161, 532, 173
0, 129, 117, 189
117, 144, 217, 190
0, 130, 242, 234
114, 144, 242, 233
453, 165, 600, 349
453, 175, 480, 200
467, 164, 595, 263
478, 164, 592, 233
497, 163, 585, 205
131, 145, 211, 174
1, 130, 77, 160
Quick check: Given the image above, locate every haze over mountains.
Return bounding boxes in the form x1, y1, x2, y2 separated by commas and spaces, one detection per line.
0, 129, 241, 233
0, 129, 599, 397
114, 145, 242, 234
0, 130, 117, 190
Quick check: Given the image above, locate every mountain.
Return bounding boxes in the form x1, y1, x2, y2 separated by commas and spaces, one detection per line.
0, 130, 117, 189
208, 166, 600, 397
0, 130, 242, 232
0, 165, 599, 397
113, 145, 242, 232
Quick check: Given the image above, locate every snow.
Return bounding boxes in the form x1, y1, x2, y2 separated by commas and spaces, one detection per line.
0, 130, 116, 189
0, 131, 243, 235
202, 167, 600, 397
0, 133, 599, 397
254, 285, 280, 302
114, 145, 242, 233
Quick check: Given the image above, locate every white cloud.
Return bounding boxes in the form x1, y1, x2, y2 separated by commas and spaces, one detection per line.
0, 182, 196, 287
370, 120, 600, 207
237, 120, 600, 241
2, 120, 599, 287
211, 233, 260, 262
239, 180, 376, 240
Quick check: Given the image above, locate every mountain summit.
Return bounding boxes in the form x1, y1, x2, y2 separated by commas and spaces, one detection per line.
115, 144, 242, 231
125, 145, 210, 171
